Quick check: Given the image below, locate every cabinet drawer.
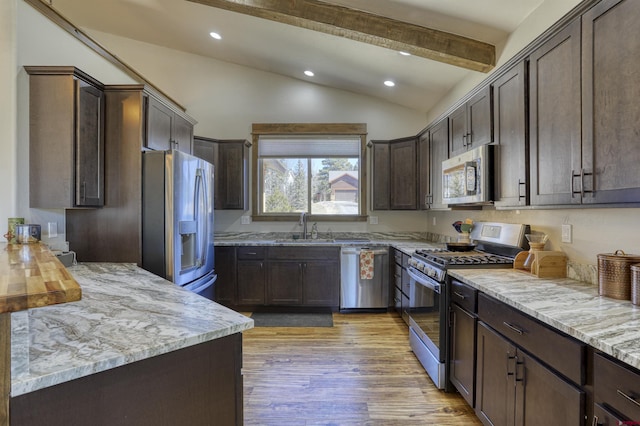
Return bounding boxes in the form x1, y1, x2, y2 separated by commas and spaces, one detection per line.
593, 403, 626, 426
450, 279, 477, 313
594, 353, 640, 421
237, 246, 266, 259
267, 246, 339, 260
478, 293, 585, 385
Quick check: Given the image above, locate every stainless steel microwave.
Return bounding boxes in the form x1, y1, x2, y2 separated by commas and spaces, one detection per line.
442, 144, 494, 205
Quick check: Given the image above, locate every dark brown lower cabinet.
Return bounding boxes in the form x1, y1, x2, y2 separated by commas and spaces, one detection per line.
593, 352, 640, 425
449, 303, 476, 407
11, 334, 243, 426
237, 260, 266, 305
475, 321, 584, 426
214, 246, 237, 307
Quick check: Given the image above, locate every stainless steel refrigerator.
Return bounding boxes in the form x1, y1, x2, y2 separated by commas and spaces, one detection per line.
142, 149, 217, 299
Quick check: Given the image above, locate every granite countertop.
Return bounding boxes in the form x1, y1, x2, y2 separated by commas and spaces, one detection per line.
448, 268, 640, 370
10, 263, 253, 397
214, 232, 442, 255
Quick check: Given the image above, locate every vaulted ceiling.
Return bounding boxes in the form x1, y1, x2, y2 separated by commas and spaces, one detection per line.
46, 0, 544, 112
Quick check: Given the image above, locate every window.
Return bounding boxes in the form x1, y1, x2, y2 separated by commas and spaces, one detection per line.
252, 123, 367, 221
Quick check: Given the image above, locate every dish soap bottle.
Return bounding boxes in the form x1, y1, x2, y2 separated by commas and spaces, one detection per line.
311, 223, 318, 239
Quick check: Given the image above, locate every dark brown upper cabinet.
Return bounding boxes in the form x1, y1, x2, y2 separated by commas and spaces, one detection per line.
492, 61, 529, 208
144, 94, 194, 154
370, 137, 417, 210
449, 85, 493, 157
580, 0, 640, 204
26, 66, 105, 208
427, 118, 450, 210
529, 19, 582, 206
193, 137, 250, 210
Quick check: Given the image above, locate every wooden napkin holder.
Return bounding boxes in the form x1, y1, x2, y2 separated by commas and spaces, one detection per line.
514, 250, 567, 278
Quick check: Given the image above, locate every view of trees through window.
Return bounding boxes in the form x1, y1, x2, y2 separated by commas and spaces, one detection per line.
262, 157, 359, 215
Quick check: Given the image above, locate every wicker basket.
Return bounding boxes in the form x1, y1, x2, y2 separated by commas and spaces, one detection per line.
597, 250, 640, 300
632, 264, 640, 306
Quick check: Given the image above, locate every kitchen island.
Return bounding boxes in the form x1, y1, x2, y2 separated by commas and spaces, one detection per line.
9, 262, 253, 426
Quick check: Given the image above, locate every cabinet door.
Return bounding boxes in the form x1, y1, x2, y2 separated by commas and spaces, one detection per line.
145, 96, 173, 151
371, 141, 390, 210
449, 304, 477, 408
302, 260, 339, 306
418, 132, 430, 210
529, 19, 581, 206
467, 86, 493, 150
389, 138, 417, 209
217, 142, 246, 210
581, 0, 640, 204
449, 103, 468, 156
593, 403, 626, 426
493, 61, 528, 207
266, 261, 303, 305
193, 136, 217, 164
428, 118, 450, 209
214, 246, 237, 307
75, 80, 105, 207
476, 321, 516, 426
516, 350, 584, 426
237, 260, 265, 305
172, 113, 193, 154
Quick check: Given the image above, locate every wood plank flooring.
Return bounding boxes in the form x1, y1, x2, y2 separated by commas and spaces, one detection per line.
242, 311, 482, 425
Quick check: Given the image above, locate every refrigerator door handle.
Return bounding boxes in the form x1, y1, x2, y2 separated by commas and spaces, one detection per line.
183, 272, 218, 294
193, 168, 207, 268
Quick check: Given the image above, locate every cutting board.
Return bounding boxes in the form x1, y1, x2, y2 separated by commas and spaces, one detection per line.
0, 243, 82, 314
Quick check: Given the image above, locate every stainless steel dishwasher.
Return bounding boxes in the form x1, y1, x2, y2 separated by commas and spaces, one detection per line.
340, 246, 389, 310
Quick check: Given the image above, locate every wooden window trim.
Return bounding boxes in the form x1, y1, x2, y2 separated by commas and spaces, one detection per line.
251, 123, 368, 222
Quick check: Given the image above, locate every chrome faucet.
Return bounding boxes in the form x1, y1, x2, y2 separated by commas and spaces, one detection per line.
300, 212, 308, 239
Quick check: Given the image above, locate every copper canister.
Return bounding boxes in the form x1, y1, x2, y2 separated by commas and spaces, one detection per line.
631, 264, 640, 306
598, 250, 640, 300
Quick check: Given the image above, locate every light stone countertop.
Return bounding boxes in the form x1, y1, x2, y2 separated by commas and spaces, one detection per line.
10, 263, 253, 397
448, 268, 640, 370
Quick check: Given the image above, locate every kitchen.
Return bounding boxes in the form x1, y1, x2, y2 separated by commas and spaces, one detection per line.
2, 0, 640, 424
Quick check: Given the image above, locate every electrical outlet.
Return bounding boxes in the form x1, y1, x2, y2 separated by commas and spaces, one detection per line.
561, 224, 572, 243
48, 222, 58, 238
369, 216, 378, 225
241, 216, 251, 225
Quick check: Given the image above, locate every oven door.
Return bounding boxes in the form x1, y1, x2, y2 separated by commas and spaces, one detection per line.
407, 266, 447, 389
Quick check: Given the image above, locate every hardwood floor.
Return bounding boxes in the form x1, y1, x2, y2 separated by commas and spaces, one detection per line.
242, 311, 482, 425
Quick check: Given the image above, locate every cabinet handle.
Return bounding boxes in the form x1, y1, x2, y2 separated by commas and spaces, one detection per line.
507, 355, 517, 377
81, 181, 86, 201
518, 179, 526, 200
453, 291, 466, 300
592, 415, 599, 426
515, 358, 525, 383
462, 134, 467, 147
582, 169, 594, 195
503, 321, 525, 335
617, 389, 640, 408
571, 169, 584, 198
246, 252, 257, 255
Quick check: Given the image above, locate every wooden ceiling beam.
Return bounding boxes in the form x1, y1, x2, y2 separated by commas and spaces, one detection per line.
185, 0, 495, 72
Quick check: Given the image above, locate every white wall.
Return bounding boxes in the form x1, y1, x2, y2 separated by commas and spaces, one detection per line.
0, 0, 17, 228
426, 0, 583, 124
80, 30, 431, 235
12, 1, 138, 248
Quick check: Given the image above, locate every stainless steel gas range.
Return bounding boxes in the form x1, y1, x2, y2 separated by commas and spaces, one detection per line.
406, 222, 530, 390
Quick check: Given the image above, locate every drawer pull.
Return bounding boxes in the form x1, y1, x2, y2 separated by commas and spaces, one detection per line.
617, 389, 640, 408
246, 252, 257, 255
453, 291, 467, 299
503, 321, 525, 335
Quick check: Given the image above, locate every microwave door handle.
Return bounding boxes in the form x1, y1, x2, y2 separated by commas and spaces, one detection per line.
465, 162, 477, 195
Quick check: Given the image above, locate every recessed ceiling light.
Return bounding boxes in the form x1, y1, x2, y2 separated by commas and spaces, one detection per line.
209, 32, 222, 40
304, 70, 315, 77
399, 51, 411, 56
384, 80, 396, 87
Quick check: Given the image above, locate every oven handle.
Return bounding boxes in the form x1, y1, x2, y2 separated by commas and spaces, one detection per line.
407, 266, 441, 294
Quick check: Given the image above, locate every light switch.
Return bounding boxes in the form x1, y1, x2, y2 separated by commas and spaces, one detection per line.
561, 224, 572, 243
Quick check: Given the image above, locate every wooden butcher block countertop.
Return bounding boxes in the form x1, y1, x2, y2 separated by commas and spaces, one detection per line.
0, 243, 81, 314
